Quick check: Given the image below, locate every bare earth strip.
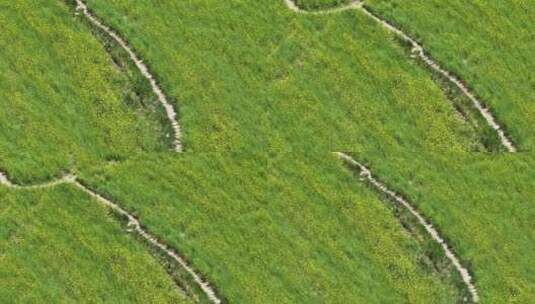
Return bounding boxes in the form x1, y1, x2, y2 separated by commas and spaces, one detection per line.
0, 170, 222, 304
74, 0, 183, 153
335, 152, 480, 303
284, 0, 517, 152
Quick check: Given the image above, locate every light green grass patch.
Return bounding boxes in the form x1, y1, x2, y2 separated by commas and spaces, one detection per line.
357, 150, 535, 302
0, 185, 189, 303
0, 0, 168, 183
295, 0, 353, 10
84, 0, 478, 152
80, 152, 461, 303
367, 0, 535, 150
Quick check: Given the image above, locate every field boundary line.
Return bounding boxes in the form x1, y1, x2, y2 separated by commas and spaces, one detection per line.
0, 170, 222, 304
335, 152, 479, 303
284, 0, 517, 152
74, 0, 183, 152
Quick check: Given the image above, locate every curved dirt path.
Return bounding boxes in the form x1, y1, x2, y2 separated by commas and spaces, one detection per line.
335, 152, 480, 303
75, 0, 183, 153
0, 172, 76, 189
0, 170, 222, 304
285, 0, 517, 152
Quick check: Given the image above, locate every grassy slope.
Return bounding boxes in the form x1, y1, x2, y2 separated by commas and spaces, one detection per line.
0, 185, 189, 303
80, 152, 460, 303
357, 151, 535, 303
85, 0, 477, 153
0, 0, 167, 183
367, 0, 535, 150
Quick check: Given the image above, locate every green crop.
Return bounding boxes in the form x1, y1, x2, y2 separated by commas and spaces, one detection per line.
0, 185, 190, 303
367, 0, 535, 151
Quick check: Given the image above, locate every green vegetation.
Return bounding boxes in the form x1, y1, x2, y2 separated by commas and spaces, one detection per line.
0, 185, 189, 303
1, 0, 533, 303
367, 0, 535, 151
295, 0, 352, 10
0, 0, 168, 183
79, 152, 461, 303
84, 0, 479, 152
356, 151, 535, 302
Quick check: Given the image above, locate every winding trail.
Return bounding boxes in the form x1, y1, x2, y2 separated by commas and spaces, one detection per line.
74, 0, 183, 153
335, 152, 480, 303
285, 0, 517, 152
0, 170, 222, 304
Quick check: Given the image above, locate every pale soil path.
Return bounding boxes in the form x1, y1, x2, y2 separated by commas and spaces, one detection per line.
0, 171, 222, 304
2, 1, 499, 302
335, 152, 480, 303
285, 0, 517, 152
75, 0, 183, 153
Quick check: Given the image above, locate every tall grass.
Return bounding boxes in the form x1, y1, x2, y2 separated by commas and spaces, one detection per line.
295, 0, 353, 10
0, 185, 189, 303
84, 0, 478, 153
0, 0, 168, 183
357, 150, 535, 302
367, 0, 535, 150
80, 152, 461, 303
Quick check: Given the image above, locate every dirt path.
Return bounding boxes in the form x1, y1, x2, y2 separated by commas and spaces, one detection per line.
74, 0, 183, 153
0, 172, 76, 189
284, 0, 360, 14
335, 152, 480, 303
0, 170, 222, 304
284, 0, 517, 152
73, 181, 222, 304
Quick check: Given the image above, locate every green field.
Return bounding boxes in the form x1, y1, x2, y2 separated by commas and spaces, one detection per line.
295, 0, 353, 10
0, 185, 189, 303
1, 0, 534, 303
0, 0, 168, 183
82, 0, 479, 152
367, 0, 535, 151
79, 152, 461, 303
355, 151, 535, 302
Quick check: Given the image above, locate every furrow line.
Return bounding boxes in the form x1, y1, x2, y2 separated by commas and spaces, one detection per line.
335, 152, 480, 303
74, 0, 183, 153
284, 0, 517, 152
1, 170, 222, 304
